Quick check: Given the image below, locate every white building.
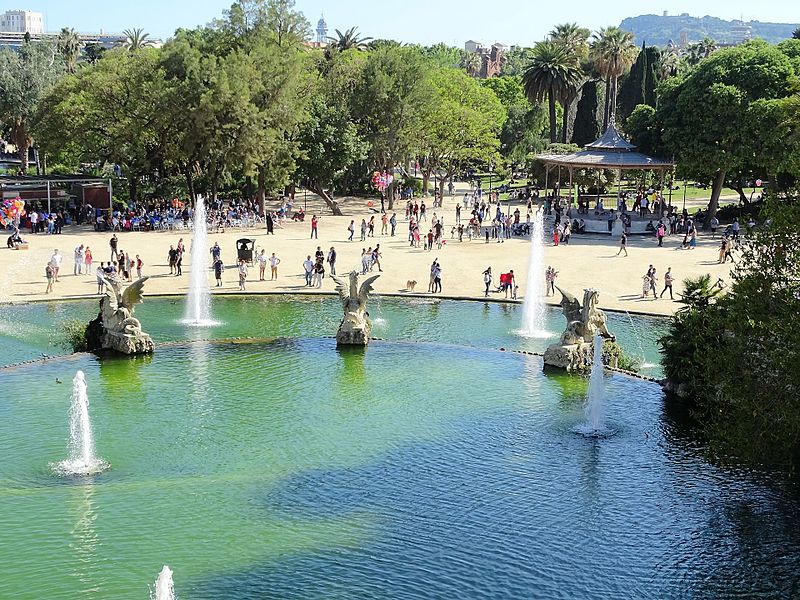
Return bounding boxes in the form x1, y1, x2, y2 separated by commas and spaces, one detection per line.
0, 10, 44, 34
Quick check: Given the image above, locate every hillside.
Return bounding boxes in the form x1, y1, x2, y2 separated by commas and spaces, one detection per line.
619, 14, 799, 46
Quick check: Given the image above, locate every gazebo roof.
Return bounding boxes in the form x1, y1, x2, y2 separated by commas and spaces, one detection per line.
537, 121, 674, 171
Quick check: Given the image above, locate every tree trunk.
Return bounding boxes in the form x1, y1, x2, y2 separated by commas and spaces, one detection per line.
15, 127, 29, 174
548, 92, 557, 143
707, 169, 726, 227
730, 183, 748, 206
257, 166, 266, 213
609, 77, 618, 124
602, 79, 611, 131
422, 168, 432, 198
129, 175, 138, 206
184, 166, 196, 204
308, 182, 343, 216
560, 100, 568, 144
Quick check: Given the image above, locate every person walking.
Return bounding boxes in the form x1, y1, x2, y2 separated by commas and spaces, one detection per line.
660, 267, 675, 299
433, 261, 442, 293
648, 266, 658, 298
381, 212, 388, 235
656, 222, 666, 247
360, 219, 367, 241
49, 249, 62, 282
135, 254, 143, 279
168, 245, 178, 274
74, 244, 85, 275
368, 215, 375, 237
257, 249, 268, 280
617, 231, 628, 257
545, 266, 558, 296
483, 267, 492, 297
348, 220, 355, 242
213, 256, 224, 287
389, 213, 397, 236
310, 214, 319, 239
372, 244, 383, 272
303, 255, 314, 286
96, 263, 106, 294
238, 259, 248, 291
45, 262, 54, 294
270, 253, 281, 279
84, 246, 93, 276
327, 246, 337, 275
109, 234, 118, 262
313, 259, 325, 288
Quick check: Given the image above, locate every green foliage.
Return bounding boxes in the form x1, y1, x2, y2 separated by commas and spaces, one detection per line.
572, 80, 600, 146
0, 40, 64, 172
659, 197, 800, 467
60, 319, 89, 353
602, 339, 640, 372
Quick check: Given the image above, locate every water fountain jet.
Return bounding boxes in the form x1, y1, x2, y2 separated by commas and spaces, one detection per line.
575, 335, 615, 438
182, 195, 218, 327
53, 371, 108, 475
519, 209, 549, 338
151, 565, 175, 600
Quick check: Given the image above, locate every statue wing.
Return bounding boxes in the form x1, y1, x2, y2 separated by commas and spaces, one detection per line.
121, 277, 149, 309
357, 274, 381, 304
555, 286, 579, 308
99, 276, 119, 312
331, 275, 349, 304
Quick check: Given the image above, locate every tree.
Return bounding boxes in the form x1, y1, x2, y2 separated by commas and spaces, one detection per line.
460, 51, 482, 77
57, 27, 81, 73
328, 27, 372, 52
793, 27, 800, 40
483, 76, 548, 163
350, 45, 429, 208
591, 26, 638, 130
572, 80, 600, 146
34, 48, 171, 202
550, 23, 590, 143
617, 43, 661, 122
659, 50, 681, 78
657, 40, 796, 223
122, 28, 155, 51
522, 40, 582, 143
83, 43, 106, 65
415, 68, 505, 197
295, 50, 368, 214
0, 40, 64, 173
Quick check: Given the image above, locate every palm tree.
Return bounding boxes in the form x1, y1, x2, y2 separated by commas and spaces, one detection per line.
122, 28, 154, 51
327, 27, 372, 52
591, 26, 638, 130
697, 36, 717, 59
522, 41, 583, 143
550, 22, 591, 58
550, 23, 590, 143
794, 27, 800, 40
659, 50, 681, 79
460, 51, 482, 77
57, 27, 81, 73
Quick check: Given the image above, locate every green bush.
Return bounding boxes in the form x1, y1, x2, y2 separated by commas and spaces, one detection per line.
603, 339, 641, 373
60, 319, 89, 353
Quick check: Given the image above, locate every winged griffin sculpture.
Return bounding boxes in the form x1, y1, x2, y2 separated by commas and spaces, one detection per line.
331, 271, 380, 346
555, 287, 614, 345
87, 274, 155, 354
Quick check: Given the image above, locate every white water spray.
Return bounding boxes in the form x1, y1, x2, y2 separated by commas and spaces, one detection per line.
151, 565, 175, 600
54, 371, 108, 475
519, 209, 549, 337
183, 195, 216, 326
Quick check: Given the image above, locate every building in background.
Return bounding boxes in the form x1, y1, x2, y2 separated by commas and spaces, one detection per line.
0, 8, 161, 50
316, 15, 327, 44
0, 9, 43, 34
463, 40, 505, 79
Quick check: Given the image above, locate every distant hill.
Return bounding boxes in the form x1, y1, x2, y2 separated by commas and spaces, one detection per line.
619, 14, 799, 46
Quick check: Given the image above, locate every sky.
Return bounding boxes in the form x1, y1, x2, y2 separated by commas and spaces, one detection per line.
19, 0, 800, 46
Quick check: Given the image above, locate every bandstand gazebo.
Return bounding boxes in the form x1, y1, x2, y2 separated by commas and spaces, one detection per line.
536, 122, 675, 224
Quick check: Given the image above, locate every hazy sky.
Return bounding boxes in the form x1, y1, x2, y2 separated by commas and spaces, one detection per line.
26, 0, 800, 45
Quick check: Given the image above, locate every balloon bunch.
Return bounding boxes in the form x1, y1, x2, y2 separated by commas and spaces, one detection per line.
0, 197, 26, 227
171, 198, 185, 209
371, 171, 394, 192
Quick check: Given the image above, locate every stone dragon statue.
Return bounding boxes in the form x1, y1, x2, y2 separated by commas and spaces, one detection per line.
86, 274, 154, 354
331, 271, 380, 346
555, 287, 614, 345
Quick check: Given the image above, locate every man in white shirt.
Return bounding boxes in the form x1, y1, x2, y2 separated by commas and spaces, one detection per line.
303, 255, 314, 286
49, 249, 62, 282
74, 245, 85, 275
30, 210, 38, 233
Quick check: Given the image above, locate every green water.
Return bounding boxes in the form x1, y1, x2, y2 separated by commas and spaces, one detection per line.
2, 299, 798, 599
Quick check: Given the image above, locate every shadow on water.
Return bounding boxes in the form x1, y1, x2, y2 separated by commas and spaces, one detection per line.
98, 353, 153, 401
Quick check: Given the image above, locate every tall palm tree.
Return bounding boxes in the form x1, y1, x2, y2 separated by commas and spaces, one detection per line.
122, 28, 154, 51
523, 41, 583, 143
57, 27, 81, 73
327, 27, 372, 52
659, 50, 681, 79
550, 23, 590, 143
591, 26, 638, 130
460, 51, 482, 77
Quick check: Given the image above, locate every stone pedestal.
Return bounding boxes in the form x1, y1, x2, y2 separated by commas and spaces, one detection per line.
336, 322, 371, 347
543, 342, 593, 373
101, 331, 155, 355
